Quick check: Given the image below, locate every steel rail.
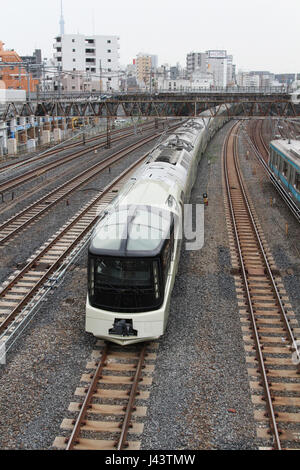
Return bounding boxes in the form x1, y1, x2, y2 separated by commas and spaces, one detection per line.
0, 120, 155, 175
116, 344, 147, 450
65, 343, 147, 451
65, 344, 110, 450
0, 125, 155, 195
0, 133, 160, 244
0, 149, 150, 334
248, 121, 300, 222
223, 122, 282, 450
233, 130, 300, 365
246, 121, 300, 223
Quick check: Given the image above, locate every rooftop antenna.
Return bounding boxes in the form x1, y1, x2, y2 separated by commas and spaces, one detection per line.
60, 0, 65, 35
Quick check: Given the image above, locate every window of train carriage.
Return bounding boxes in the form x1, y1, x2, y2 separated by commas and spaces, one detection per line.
282, 160, 288, 177
161, 224, 175, 285
295, 172, 300, 191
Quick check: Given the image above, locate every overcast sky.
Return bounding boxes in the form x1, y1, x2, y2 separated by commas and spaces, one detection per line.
1, 0, 299, 73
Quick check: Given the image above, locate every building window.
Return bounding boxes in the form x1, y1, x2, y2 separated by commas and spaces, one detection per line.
108, 68, 111, 72
56, 37, 61, 42
107, 40, 111, 43
72, 49, 76, 52
57, 47, 61, 52
57, 57, 62, 62
108, 59, 111, 63
107, 49, 111, 53
73, 59, 76, 62
72, 39, 75, 43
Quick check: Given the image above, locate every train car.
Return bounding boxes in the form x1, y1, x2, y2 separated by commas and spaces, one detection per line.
85, 108, 231, 345
269, 139, 300, 207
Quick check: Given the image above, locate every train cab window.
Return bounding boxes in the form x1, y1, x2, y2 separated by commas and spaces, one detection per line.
88, 256, 163, 312
295, 172, 300, 191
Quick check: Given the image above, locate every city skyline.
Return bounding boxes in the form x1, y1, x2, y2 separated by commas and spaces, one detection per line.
1, 0, 300, 74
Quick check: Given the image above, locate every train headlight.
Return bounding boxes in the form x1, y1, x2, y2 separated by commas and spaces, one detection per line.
90, 260, 95, 296
153, 261, 160, 299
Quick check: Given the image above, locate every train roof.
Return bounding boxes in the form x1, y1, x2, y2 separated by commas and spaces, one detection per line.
89, 205, 173, 257
270, 139, 300, 169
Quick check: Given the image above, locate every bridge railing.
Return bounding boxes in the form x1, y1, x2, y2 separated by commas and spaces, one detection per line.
30, 86, 290, 102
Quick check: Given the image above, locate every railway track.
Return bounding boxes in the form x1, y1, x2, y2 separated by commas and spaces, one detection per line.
53, 341, 157, 450
224, 122, 300, 450
0, 123, 157, 195
247, 120, 300, 223
251, 120, 269, 162
0, 147, 151, 342
0, 120, 154, 176
0, 133, 160, 245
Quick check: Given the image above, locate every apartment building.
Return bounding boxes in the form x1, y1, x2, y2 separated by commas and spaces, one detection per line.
135, 53, 158, 87
53, 34, 120, 91
186, 52, 207, 78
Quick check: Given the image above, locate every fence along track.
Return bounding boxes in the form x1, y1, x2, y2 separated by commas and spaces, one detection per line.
0, 133, 159, 245
223, 122, 300, 450
53, 341, 157, 451
0, 151, 149, 339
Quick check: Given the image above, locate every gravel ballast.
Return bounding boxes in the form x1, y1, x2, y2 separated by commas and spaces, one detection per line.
1, 119, 298, 450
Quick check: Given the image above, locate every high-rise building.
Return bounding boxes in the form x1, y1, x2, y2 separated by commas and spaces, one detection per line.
206, 50, 229, 87
186, 52, 207, 78
53, 34, 120, 91
135, 53, 156, 87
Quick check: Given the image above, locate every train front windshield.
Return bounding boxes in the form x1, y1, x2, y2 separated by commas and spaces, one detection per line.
88, 255, 163, 312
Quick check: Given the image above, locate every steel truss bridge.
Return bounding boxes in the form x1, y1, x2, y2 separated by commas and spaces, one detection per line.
1, 93, 300, 120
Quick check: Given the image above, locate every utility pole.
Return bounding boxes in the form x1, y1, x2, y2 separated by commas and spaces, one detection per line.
99, 60, 102, 93
26, 63, 31, 103
42, 63, 46, 99
106, 116, 111, 148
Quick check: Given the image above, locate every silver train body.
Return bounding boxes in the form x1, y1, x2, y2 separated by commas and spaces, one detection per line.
86, 107, 231, 345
